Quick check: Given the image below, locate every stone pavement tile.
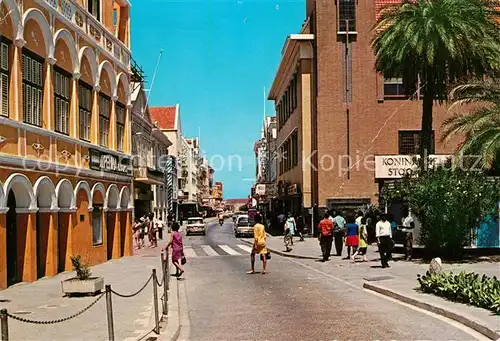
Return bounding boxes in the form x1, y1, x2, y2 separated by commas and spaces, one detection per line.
0, 253, 166, 341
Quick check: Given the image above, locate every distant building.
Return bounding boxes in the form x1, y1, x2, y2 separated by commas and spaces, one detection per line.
213, 182, 224, 205
131, 84, 171, 221
151, 105, 181, 219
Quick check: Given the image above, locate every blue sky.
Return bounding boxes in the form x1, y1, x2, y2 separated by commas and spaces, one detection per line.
131, 0, 305, 198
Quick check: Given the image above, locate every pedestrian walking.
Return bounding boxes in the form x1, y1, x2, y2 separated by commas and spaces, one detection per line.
344, 215, 359, 259
333, 212, 346, 256
148, 213, 157, 248
401, 208, 415, 260
297, 214, 305, 241
133, 219, 142, 250
164, 222, 185, 277
318, 212, 334, 261
139, 216, 146, 247
387, 213, 397, 261
376, 214, 394, 268
352, 217, 368, 262
284, 213, 296, 251
247, 214, 268, 275
157, 218, 164, 240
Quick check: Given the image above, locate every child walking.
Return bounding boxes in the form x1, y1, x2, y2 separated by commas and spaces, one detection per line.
352, 217, 368, 262
164, 222, 184, 277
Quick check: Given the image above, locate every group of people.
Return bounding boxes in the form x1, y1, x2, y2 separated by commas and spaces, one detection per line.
133, 213, 168, 250
317, 210, 414, 268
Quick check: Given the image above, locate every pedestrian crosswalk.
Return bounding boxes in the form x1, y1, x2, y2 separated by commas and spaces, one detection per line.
183, 244, 252, 258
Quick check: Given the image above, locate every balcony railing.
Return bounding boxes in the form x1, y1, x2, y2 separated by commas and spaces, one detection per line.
43, 0, 130, 68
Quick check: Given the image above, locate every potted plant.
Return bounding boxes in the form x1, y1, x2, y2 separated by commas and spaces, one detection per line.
61, 255, 104, 297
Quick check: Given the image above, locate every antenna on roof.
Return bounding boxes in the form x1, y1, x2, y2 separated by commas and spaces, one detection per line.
144, 49, 163, 113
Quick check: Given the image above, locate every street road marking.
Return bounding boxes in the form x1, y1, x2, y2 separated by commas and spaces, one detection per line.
218, 245, 241, 255
201, 245, 218, 256
237, 244, 253, 253
183, 247, 198, 258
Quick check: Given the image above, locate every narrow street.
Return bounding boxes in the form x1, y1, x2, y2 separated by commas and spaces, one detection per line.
179, 221, 483, 341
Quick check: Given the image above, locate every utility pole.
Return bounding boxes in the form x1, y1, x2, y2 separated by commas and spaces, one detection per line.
345, 19, 351, 180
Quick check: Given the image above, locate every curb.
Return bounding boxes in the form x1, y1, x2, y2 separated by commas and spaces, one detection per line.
239, 239, 320, 260
157, 276, 181, 341
363, 282, 500, 341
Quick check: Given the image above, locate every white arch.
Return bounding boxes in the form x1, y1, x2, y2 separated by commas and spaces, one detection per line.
105, 184, 119, 210
78, 46, 98, 87
91, 182, 106, 207
54, 29, 79, 74
21, 8, 54, 59
0, 0, 22, 39
33, 176, 57, 209
74, 181, 91, 209
115, 72, 131, 106
98, 60, 117, 97
3, 173, 36, 209
56, 179, 75, 209
119, 186, 130, 210
0, 180, 5, 210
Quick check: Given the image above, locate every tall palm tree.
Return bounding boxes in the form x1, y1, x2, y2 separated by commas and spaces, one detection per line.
372, 0, 500, 164
441, 80, 500, 169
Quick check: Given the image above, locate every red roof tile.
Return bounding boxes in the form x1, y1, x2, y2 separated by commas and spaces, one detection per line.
150, 106, 177, 130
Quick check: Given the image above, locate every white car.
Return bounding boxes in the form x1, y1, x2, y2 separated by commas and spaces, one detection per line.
234, 215, 253, 238
186, 217, 206, 236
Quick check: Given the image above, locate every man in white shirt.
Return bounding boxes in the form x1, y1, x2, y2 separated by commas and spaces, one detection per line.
401, 208, 415, 260
376, 214, 393, 268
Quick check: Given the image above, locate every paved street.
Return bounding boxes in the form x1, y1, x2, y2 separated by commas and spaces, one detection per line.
178, 220, 487, 341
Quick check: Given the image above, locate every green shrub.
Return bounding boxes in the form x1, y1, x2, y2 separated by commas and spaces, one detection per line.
70, 255, 91, 280
418, 271, 500, 314
383, 167, 500, 259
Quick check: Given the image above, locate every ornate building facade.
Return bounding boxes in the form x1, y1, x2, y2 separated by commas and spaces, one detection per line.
0, 0, 133, 289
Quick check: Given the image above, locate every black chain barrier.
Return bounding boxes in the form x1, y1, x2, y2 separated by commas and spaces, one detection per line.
110, 274, 153, 298
155, 274, 164, 287
6, 293, 105, 325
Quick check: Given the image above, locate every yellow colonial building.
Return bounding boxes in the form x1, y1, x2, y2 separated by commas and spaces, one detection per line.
0, 0, 133, 289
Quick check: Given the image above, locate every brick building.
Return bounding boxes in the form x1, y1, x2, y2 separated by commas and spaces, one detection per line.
269, 0, 459, 217
0, 0, 133, 289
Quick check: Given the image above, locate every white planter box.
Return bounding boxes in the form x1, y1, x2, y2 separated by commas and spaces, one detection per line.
61, 277, 104, 296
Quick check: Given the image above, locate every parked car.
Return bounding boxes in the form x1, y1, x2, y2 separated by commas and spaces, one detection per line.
186, 217, 206, 236
234, 215, 253, 238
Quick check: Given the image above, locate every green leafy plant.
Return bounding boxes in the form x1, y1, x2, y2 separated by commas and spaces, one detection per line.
418, 271, 500, 314
383, 167, 500, 259
70, 255, 91, 280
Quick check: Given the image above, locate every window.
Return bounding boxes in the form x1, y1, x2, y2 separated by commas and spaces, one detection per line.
292, 131, 299, 167
113, 8, 118, 27
22, 51, 43, 127
99, 94, 110, 147
92, 206, 103, 246
88, 0, 100, 21
79, 82, 92, 141
116, 103, 125, 151
338, 0, 356, 32
399, 130, 435, 155
0, 40, 9, 117
54, 67, 71, 135
384, 78, 405, 97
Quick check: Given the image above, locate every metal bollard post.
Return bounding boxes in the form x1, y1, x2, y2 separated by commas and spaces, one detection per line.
152, 269, 160, 334
105, 285, 115, 341
161, 252, 167, 315
1, 309, 9, 341
166, 251, 170, 290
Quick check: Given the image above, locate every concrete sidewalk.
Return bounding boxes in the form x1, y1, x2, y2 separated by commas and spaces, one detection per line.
0, 249, 166, 341
241, 235, 500, 340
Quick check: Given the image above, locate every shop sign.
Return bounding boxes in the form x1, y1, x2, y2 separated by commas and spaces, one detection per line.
375, 154, 452, 179
287, 184, 299, 195
255, 184, 266, 195
89, 149, 131, 175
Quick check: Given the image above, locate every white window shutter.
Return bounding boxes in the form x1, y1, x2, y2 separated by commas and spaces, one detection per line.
37, 88, 43, 126
0, 73, 8, 117
1, 43, 8, 71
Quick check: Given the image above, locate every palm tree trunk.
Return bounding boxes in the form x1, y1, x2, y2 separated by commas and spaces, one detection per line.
420, 70, 435, 170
